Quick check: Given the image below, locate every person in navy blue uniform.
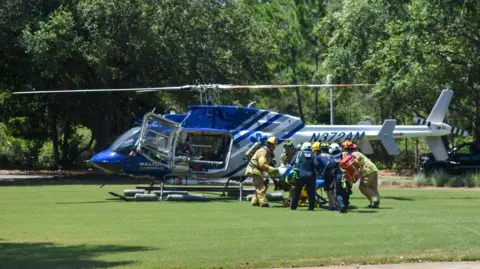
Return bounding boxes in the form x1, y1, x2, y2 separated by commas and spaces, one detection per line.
290, 142, 317, 211
329, 143, 351, 213
312, 142, 338, 210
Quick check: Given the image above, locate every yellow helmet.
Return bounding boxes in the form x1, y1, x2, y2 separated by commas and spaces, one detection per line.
312, 141, 321, 151
266, 136, 277, 145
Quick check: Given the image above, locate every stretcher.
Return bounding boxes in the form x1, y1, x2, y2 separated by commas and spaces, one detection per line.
279, 165, 328, 207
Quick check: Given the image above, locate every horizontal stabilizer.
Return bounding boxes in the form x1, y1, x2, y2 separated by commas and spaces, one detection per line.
425, 137, 449, 161
378, 120, 399, 155
357, 121, 374, 154
414, 116, 468, 137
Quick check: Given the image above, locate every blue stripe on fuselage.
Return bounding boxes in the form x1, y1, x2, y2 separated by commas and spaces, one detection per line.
232, 110, 270, 136
226, 121, 304, 178
233, 113, 283, 145
281, 122, 305, 140
225, 162, 249, 178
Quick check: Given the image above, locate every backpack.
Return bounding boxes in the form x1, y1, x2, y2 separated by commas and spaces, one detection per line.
293, 149, 313, 166
318, 153, 336, 178
339, 152, 362, 183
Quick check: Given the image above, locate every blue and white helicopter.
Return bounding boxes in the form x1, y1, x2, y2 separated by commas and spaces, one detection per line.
15, 84, 466, 183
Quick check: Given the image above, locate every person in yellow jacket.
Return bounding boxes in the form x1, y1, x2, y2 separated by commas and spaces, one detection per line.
342, 140, 380, 208
279, 139, 297, 205
245, 136, 278, 207
281, 139, 297, 165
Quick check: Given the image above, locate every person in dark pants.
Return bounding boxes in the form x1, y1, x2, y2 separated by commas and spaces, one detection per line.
312, 141, 337, 210
290, 142, 317, 211
329, 143, 351, 213
334, 170, 351, 213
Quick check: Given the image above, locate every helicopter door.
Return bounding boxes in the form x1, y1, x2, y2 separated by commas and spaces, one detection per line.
136, 112, 179, 170
172, 130, 233, 174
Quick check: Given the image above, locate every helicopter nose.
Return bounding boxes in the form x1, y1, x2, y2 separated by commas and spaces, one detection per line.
90, 150, 124, 174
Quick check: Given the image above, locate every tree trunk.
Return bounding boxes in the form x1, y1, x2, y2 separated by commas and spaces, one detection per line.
50, 107, 60, 168
314, 53, 319, 123
314, 88, 318, 123
92, 110, 114, 152
61, 119, 72, 167
291, 68, 305, 123
294, 87, 305, 123
473, 97, 480, 141
414, 138, 419, 170
69, 136, 95, 164
291, 49, 305, 123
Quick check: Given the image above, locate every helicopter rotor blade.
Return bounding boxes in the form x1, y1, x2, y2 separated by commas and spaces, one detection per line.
12, 86, 192, 94
218, 84, 376, 89
12, 83, 376, 95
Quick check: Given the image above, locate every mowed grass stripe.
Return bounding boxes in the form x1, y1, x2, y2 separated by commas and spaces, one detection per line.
0, 185, 479, 269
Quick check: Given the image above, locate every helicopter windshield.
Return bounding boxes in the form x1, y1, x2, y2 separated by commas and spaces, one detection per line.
109, 127, 141, 154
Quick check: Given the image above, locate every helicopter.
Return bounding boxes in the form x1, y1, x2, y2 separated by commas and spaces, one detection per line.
14, 84, 467, 183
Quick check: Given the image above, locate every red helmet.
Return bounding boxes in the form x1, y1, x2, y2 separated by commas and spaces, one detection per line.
342, 140, 357, 149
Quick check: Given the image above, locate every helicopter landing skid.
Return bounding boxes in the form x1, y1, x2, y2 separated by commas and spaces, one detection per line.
108, 192, 130, 201
134, 177, 251, 202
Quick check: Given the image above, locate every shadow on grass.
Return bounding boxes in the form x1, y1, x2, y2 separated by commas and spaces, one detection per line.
382, 196, 415, 201
348, 205, 392, 210
55, 200, 122, 205
348, 209, 378, 214
447, 196, 480, 200
268, 206, 379, 213
0, 242, 151, 269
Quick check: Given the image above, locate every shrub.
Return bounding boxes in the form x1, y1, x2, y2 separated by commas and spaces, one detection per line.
474, 173, 480, 187
0, 123, 40, 168
448, 177, 465, 188
37, 141, 56, 168
414, 172, 433, 187
430, 171, 450, 187
375, 162, 388, 170
465, 173, 480, 188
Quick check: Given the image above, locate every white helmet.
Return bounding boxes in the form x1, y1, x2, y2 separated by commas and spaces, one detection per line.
300, 142, 313, 158
300, 142, 312, 151
329, 143, 342, 162
329, 143, 341, 153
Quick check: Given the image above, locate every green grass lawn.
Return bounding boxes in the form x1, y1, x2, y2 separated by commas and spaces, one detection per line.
0, 184, 479, 269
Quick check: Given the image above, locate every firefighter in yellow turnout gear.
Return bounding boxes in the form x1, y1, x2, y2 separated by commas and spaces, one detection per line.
245, 136, 278, 207
342, 140, 380, 208
281, 140, 296, 165
280, 140, 297, 205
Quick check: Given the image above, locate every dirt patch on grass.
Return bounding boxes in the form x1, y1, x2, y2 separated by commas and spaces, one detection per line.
379, 169, 414, 177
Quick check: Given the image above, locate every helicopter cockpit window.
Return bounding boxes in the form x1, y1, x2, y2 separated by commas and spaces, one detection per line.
175, 131, 231, 171
110, 127, 141, 155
